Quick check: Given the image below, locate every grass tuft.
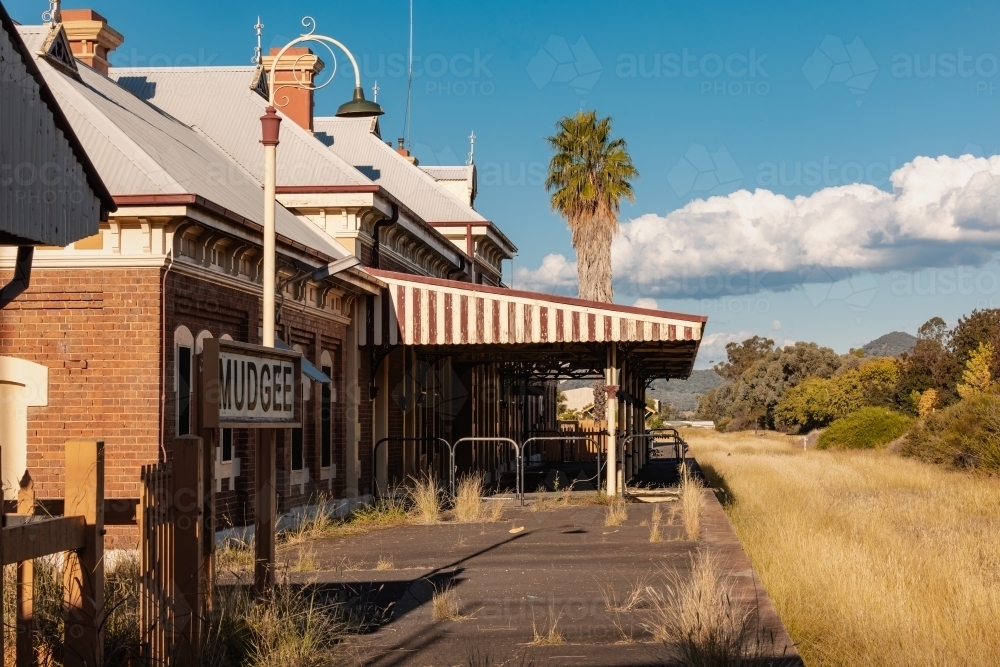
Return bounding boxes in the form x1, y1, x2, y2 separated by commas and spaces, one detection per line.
455, 472, 486, 522
530, 604, 565, 645
409, 476, 443, 524
644, 550, 758, 666
604, 494, 628, 526
679, 462, 705, 540
432, 582, 463, 621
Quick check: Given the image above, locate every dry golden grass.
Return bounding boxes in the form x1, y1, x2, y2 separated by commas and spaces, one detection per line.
408, 476, 442, 524
649, 521, 663, 543
455, 472, 486, 521
679, 461, 706, 540
644, 549, 757, 665
605, 494, 629, 526
431, 583, 462, 621
685, 427, 1000, 667
375, 554, 394, 571
530, 604, 565, 645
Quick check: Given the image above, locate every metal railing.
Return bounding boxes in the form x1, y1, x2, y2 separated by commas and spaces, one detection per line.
450, 437, 522, 504
520, 435, 605, 500
372, 437, 453, 498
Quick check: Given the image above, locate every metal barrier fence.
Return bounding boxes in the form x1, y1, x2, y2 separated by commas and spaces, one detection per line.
450, 437, 522, 504
372, 437, 453, 498
521, 435, 605, 502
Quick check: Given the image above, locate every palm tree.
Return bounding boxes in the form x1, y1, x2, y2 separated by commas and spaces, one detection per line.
545, 110, 638, 303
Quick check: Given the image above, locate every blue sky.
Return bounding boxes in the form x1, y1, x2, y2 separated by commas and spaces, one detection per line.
12, 0, 1000, 366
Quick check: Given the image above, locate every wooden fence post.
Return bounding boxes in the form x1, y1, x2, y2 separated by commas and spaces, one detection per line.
63, 440, 105, 667
16, 472, 35, 667
172, 435, 204, 666
254, 429, 276, 596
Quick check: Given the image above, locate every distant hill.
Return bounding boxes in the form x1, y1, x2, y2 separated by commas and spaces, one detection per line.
863, 331, 918, 358
560, 370, 725, 415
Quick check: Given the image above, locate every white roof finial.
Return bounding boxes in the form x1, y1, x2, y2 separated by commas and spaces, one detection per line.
253, 17, 265, 64
467, 130, 476, 166
42, 0, 61, 24
372, 80, 380, 103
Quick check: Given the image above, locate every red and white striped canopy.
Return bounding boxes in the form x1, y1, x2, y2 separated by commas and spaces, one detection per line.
362, 270, 706, 347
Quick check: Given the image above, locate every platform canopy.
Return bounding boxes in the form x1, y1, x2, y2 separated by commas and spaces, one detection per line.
363, 270, 706, 382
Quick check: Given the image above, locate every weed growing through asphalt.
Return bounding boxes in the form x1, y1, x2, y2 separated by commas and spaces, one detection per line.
650, 504, 664, 543
605, 494, 628, 526
409, 476, 443, 524
432, 582, 463, 621
530, 603, 565, 645
643, 550, 761, 665
455, 472, 484, 521
679, 462, 705, 540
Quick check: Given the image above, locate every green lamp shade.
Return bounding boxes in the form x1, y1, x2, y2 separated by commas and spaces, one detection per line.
336, 86, 384, 117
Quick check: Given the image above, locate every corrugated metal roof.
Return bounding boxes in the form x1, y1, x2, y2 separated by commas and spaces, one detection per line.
17, 31, 349, 260
366, 269, 706, 348
314, 117, 488, 224
2, 16, 111, 246
110, 67, 372, 188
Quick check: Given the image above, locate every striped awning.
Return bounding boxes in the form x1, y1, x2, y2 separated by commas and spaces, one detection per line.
363, 270, 706, 347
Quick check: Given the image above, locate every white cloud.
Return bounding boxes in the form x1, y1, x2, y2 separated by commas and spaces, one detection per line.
694, 330, 754, 369
633, 297, 659, 309
771, 320, 782, 331
518, 153, 1000, 298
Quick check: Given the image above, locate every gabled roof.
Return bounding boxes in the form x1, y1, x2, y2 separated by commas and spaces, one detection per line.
314, 116, 489, 224
2, 17, 114, 239
109, 66, 471, 269
110, 66, 373, 189
17, 28, 350, 261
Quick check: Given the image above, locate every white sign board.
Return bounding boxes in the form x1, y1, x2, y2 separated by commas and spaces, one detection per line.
200, 338, 302, 428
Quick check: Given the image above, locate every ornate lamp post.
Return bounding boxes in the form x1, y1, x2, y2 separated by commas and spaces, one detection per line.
256, 18, 382, 593
260, 16, 383, 347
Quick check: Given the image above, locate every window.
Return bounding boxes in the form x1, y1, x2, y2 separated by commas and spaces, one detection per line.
291, 428, 304, 471
177, 345, 192, 436
221, 428, 233, 462
321, 367, 332, 469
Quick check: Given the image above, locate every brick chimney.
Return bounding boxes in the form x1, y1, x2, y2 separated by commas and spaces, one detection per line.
261, 47, 324, 132
396, 138, 418, 165
61, 9, 124, 76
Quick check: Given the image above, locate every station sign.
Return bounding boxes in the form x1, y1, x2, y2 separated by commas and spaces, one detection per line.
200, 338, 302, 428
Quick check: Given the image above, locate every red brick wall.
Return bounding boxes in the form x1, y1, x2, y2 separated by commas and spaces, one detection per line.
0, 263, 356, 544
0, 267, 163, 545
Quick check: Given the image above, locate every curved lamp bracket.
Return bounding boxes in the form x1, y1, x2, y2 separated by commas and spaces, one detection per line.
268, 16, 360, 109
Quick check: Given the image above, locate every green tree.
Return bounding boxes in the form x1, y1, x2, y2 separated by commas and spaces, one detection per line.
957, 341, 995, 399
545, 110, 638, 303
949, 309, 1000, 364
725, 342, 842, 430
775, 357, 900, 431
895, 337, 961, 412
714, 336, 775, 381
917, 316, 948, 343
